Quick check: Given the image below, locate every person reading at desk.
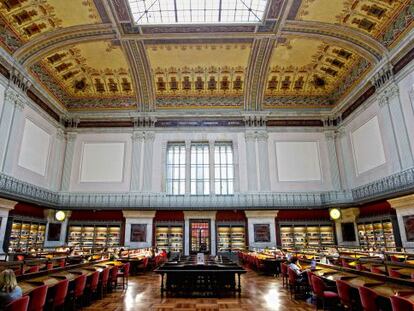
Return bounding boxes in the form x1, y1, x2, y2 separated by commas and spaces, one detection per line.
0, 269, 22, 308
288, 256, 308, 284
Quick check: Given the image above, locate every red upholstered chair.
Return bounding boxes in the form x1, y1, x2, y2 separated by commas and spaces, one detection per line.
117, 263, 130, 289
109, 266, 119, 292
336, 280, 353, 310
73, 274, 87, 308
389, 269, 403, 279
26, 266, 39, 274
390, 295, 414, 311
311, 275, 338, 310
28, 285, 48, 311
46, 263, 54, 271
16, 255, 25, 261
99, 267, 110, 298
358, 286, 379, 311
137, 257, 149, 273
370, 266, 385, 275
341, 259, 352, 269
412, 272, 414, 280
389, 255, 400, 263
356, 263, 369, 272
58, 259, 65, 268
5, 295, 30, 311
85, 271, 100, 302
281, 263, 288, 288
52, 279, 69, 310
287, 268, 298, 298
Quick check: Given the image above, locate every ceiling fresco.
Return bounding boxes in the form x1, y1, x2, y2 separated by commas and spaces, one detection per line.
0, 0, 413, 114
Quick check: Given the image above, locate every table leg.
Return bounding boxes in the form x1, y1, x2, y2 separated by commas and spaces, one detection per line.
237, 273, 241, 292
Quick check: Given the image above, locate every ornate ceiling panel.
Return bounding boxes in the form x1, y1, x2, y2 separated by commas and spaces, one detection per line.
30, 40, 136, 110
0, 0, 101, 45
290, 0, 414, 47
146, 43, 251, 109
263, 36, 370, 108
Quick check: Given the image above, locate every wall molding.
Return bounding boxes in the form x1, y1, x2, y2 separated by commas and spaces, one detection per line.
1, 167, 414, 209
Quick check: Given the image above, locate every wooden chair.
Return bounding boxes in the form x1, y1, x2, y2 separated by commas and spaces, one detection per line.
358, 286, 379, 311
311, 275, 338, 310
390, 295, 414, 311
5, 296, 30, 311
336, 280, 353, 310
52, 279, 69, 311
117, 263, 130, 289
28, 284, 48, 311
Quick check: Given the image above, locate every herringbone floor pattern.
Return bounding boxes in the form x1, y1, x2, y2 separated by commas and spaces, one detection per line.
84, 270, 314, 311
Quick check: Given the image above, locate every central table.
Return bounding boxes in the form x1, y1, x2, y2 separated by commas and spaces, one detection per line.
154, 259, 246, 296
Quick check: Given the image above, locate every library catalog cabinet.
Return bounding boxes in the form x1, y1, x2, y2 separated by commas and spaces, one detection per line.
154, 222, 184, 253
5, 216, 46, 252
357, 215, 401, 250
279, 222, 336, 249
67, 222, 122, 249
216, 222, 246, 253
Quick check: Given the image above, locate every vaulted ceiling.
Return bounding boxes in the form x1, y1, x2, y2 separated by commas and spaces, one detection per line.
0, 0, 413, 115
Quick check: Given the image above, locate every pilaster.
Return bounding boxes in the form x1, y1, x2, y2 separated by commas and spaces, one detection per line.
130, 131, 145, 191
257, 130, 270, 191
245, 130, 258, 191
0, 198, 17, 254
388, 194, 414, 248
334, 207, 360, 247
61, 132, 77, 191
142, 131, 155, 191
49, 129, 66, 191
325, 130, 342, 190
209, 140, 215, 195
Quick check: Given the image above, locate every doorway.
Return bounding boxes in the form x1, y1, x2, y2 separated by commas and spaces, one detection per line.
190, 220, 210, 254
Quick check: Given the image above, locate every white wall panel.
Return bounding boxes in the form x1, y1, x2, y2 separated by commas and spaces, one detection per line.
351, 116, 386, 175
17, 119, 51, 176
275, 141, 321, 182
80, 142, 125, 182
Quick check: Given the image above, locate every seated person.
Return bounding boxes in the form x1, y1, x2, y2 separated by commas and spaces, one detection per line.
288, 256, 308, 284
0, 269, 22, 308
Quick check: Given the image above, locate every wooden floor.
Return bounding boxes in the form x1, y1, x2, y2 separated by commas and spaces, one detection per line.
84, 270, 314, 311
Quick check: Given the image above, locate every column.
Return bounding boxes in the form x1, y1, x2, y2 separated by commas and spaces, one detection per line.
130, 131, 145, 191
337, 129, 354, 189
44, 210, 71, 247
245, 210, 278, 250
209, 140, 215, 195
325, 131, 342, 190
60, 132, 77, 191
185, 140, 191, 195
2, 92, 25, 174
123, 211, 156, 248
49, 129, 66, 191
245, 130, 258, 191
142, 131, 155, 192
379, 84, 414, 169
334, 208, 360, 247
0, 89, 24, 172
388, 194, 414, 248
257, 130, 270, 191
0, 198, 17, 255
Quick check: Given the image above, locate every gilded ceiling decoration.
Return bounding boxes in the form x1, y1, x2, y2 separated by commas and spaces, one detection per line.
0, 0, 413, 114
293, 0, 413, 45
0, 0, 101, 43
147, 44, 251, 109
31, 41, 136, 110
264, 37, 368, 104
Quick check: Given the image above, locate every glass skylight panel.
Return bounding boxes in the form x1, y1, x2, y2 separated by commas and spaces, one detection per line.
128, 0, 269, 25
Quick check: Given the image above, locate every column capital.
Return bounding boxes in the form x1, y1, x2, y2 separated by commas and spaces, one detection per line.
66, 132, 77, 142
245, 130, 257, 141
256, 130, 269, 141
132, 131, 145, 142
0, 198, 17, 210
377, 83, 400, 107
56, 128, 66, 141
144, 131, 156, 141
5, 88, 25, 110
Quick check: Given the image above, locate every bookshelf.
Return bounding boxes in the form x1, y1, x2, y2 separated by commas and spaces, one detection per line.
67, 223, 121, 249
155, 224, 184, 253
9, 219, 46, 252
217, 224, 246, 253
280, 224, 335, 249
357, 220, 396, 250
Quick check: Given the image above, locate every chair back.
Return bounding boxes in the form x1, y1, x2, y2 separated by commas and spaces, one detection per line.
287, 267, 297, 285
390, 295, 414, 311
411, 272, 414, 280
370, 266, 384, 275
306, 270, 314, 288
281, 263, 288, 276
74, 274, 87, 298
16, 255, 25, 261
53, 279, 69, 307
109, 266, 119, 281
142, 257, 149, 268
341, 259, 351, 268
390, 255, 399, 263
389, 269, 402, 278
311, 275, 326, 297
46, 263, 53, 270
336, 280, 352, 306
28, 284, 48, 311
89, 271, 100, 292
5, 295, 30, 311
122, 263, 130, 277
358, 286, 379, 311
101, 267, 110, 284
27, 266, 39, 274
58, 259, 65, 268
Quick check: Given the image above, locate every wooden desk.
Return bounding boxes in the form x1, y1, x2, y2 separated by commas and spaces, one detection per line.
395, 268, 414, 277
343, 276, 384, 288
370, 284, 414, 298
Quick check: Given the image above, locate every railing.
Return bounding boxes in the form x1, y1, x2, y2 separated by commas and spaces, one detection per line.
1, 167, 414, 209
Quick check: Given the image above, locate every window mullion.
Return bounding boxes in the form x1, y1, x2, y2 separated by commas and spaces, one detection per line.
185, 141, 191, 195
209, 140, 215, 195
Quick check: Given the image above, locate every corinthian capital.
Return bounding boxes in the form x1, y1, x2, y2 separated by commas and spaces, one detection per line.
4, 88, 25, 110
377, 83, 400, 107
132, 131, 145, 141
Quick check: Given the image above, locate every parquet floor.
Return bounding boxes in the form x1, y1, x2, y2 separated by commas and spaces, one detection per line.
83, 270, 314, 311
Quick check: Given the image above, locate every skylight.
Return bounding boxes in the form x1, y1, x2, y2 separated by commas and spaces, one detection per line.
128, 0, 268, 25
